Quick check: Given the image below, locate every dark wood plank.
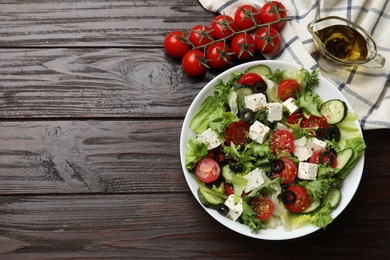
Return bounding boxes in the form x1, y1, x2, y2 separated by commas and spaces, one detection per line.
0, 191, 388, 258
0, 48, 220, 118
0, 120, 187, 194
0, 0, 215, 47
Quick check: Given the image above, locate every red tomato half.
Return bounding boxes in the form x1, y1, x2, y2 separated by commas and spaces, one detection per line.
250, 197, 274, 221
283, 185, 311, 213
278, 79, 301, 101
195, 158, 221, 183
309, 150, 338, 168
270, 130, 295, 154
164, 31, 191, 58
225, 121, 250, 147
273, 158, 297, 184
234, 5, 261, 30
238, 72, 264, 87
287, 112, 305, 125
260, 1, 287, 30
301, 115, 329, 129
211, 14, 238, 40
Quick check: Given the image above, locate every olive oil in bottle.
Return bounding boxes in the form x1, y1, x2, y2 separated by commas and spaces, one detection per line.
316, 24, 368, 61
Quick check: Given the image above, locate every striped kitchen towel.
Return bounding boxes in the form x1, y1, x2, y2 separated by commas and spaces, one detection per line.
198, 0, 390, 130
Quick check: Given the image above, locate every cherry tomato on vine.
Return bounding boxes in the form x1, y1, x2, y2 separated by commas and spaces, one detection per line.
230, 33, 256, 60
278, 79, 301, 101
260, 1, 287, 30
250, 197, 274, 221
206, 42, 231, 70
254, 26, 281, 55
234, 5, 262, 31
189, 24, 213, 47
164, 31, 191, 58
181, 50, 206, 77
211, 14, 238, 40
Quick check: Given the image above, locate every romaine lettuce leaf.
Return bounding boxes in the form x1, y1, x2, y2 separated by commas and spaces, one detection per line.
185, 138, 207, 170
189, 96, 226, 133
281, 204, 333, 230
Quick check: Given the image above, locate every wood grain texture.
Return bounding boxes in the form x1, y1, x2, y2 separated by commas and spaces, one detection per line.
0, 0, 215, 47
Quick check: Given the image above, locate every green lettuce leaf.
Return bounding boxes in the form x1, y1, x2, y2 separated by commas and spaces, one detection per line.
298, 179, 335, 200
209, 112, 238, 136
296, 90, 323, 117
185, 138, 207, 170
337, 136, 366, 179
281, 204, 333, 230
241, 200, 266, 233
189, 96, 226, 133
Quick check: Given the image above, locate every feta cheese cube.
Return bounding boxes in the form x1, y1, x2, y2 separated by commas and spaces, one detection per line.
282, 97, 299, 114
249, 120, 270, 144
243, 168, 266, 193
306, 137, 327, 153
267, 102, 283, 122
298, 162, 319, 180
293, 146, 312, 161
244, 93, 267, 112
228, 91, 238, 115
275, 123, 293, 132
196, 128, 223, 150
224, 194, 243, 221
294, 136, 308, 147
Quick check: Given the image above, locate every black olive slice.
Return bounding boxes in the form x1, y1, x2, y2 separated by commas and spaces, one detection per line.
252, 81, 267, 93
281, 190, 297, 205
239, 108, 254, 122
271, 159, 285, 173
213, 150, 227, 166
315, 128, 330, 140
319, 150, 335, 166
230, 163, 243, 173
215, 203, 229, 216
328, 126, 341, 142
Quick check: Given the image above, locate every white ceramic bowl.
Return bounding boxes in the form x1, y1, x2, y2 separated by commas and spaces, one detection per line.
180, 60, 365, 240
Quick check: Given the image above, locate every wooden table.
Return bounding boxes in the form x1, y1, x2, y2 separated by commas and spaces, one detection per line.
0, 0, 389, 258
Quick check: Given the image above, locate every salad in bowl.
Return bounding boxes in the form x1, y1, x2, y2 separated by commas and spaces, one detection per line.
180, 61, 365, 240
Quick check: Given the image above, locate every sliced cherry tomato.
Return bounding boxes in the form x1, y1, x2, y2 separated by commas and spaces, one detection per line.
188, 24, 213, 47
234, 5, 261, 30
250, 197, 274, 221
301, 115, 329, 129
206, 42, 231, 70
287, 112, 305, 125
309, 150, 338, 168
211, 14, 238, 40
254, 26, 281, 55
278, 79, 301, 101
283, 185, 311, 213
270, 130, 295, 154
230, 33, 256, 60
164, 31, 191, 58
260, 1, 287, 30
273, 158, 297, 184
195, 158, 221, 183
238, 72, 264, 87
181, 50, 206, 77
225, 183, 234, 196
225, 121, 250, 147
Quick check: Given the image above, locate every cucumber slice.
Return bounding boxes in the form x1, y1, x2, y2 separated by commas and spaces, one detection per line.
323, 187, 341, 209
197, 186, 226, 208
245, 64, 272, 77
222, 164, 234, 182
320, 99, 348, 124
336, 148, 354, 172
235, 87, 253, 104
303, 198, 321, 213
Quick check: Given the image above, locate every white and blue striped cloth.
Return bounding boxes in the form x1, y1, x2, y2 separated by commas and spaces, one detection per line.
198, 0, 390, 130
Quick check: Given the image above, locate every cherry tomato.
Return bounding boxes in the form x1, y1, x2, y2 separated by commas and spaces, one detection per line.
234, 5, 261, 31
188, 24, 213, 47
260, 1, 287, 30
230, 33, 256, 60
225, 183, 234, 196
195, 158, 221, 183
283, 185, 311, 213
164, 31, 191, 58
309, 150, 338, 168
250, 197, 274, 221
254, 26, 281, 55
287, 112, 304, 125
273, 158, 297, 184
270, 130, 295, 154
211, 14, 238, 40
181, 50, 206, 77
206, 42, 231, 70
278, 79, 301, 101
238, 72, 264, 87
301, 115, 329, 129
225, 121, 250, 147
